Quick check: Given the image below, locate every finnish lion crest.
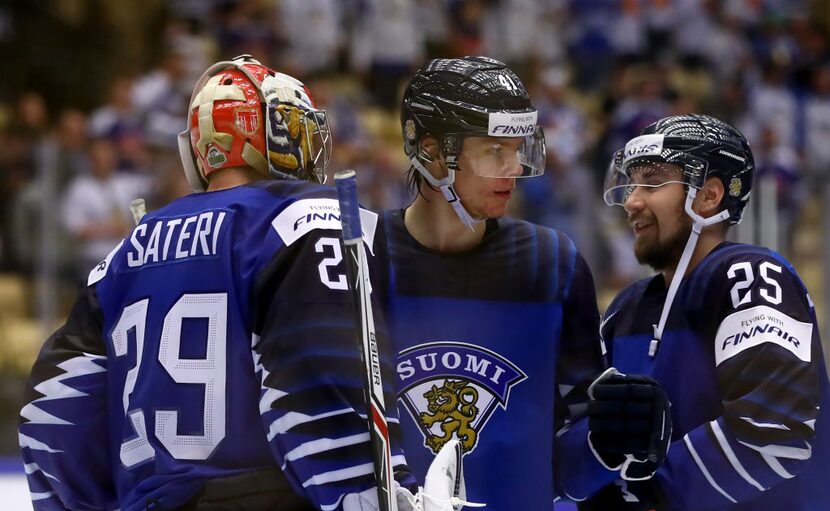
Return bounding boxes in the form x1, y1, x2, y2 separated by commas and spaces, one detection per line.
397, 341, 527, 456
729, 177, 742, 197
420, 379, 479, 453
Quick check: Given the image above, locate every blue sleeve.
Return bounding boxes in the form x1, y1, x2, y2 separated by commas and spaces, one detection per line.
250, 227, 415, 510
553, 247, 617, 501
657, 253, 823, 509
19, 285, 117, 511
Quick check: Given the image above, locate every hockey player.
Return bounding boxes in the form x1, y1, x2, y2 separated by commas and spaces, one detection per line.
18, 55, 458, 511
384, 56, 672, 510
582, 114, 830, 510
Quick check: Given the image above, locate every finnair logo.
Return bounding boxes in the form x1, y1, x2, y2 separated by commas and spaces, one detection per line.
488, 111, 537, 137
272, 198, 378, 252
623, 134, 664, 164
715, 305, 812, 365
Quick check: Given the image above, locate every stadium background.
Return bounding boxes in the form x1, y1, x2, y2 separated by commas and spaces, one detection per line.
1, 0, 829, 508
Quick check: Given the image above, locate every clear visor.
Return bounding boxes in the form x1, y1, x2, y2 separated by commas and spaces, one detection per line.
461, 128, 546, 178
265, 100, 333, 183
603, 150, 695, 206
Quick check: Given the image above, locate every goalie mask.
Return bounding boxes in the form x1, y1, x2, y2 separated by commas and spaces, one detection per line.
178, 55, 332, 192
603, 114, 754, 225
400, 56, 545, 229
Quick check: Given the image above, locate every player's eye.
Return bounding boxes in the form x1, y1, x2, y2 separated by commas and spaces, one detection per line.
485, 144, 504, 157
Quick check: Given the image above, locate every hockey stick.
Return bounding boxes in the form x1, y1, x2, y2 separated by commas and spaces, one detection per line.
335, 170, 397, 511
130, 198, 147, 225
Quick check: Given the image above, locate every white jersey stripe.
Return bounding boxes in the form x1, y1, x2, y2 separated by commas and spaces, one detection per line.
302, 455, 407, 488
357, 412, 400, 425
19, 433, 63, 453
709, 420, 765, 491
30, 491, 56, 502
24, 462, 60, 481
740, 416, 791, 430
684, 434, 737, 503
762, 453, 795, 479
737, 440, 812, 460
266, 409, 401, 442
281, 433, 370, 469
558, 384, 575, 397
259, 387, 288, 414
266, 408, 354, 442
320, 496, 346, 511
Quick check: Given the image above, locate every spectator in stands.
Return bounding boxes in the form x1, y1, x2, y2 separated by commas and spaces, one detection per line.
61, 138, 151, 280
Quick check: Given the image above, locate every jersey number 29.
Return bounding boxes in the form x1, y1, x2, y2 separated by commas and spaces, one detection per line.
110, 293, 227, 468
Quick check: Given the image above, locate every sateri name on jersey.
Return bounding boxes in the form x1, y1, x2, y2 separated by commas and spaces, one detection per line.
126, 211, 227, 268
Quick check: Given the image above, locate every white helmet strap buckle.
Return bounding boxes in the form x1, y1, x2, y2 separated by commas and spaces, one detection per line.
410, 155, 483, 231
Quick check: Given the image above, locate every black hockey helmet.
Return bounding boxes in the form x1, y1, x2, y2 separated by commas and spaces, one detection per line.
604, 114, 755, 224
400, 56, 545, 182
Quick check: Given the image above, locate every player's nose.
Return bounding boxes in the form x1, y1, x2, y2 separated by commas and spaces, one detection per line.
495, 158, 523, 178
623, 186, 645, 213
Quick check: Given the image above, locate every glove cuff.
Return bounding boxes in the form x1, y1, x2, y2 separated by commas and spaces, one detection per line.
587, 431, 626, 471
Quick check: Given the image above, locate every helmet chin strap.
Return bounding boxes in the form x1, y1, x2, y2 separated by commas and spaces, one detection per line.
649, 188, 731, 357
409, 155, 484, 232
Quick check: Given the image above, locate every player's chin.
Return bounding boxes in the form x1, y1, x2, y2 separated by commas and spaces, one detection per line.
482, 202, 509, 219
633, 236, 653, 260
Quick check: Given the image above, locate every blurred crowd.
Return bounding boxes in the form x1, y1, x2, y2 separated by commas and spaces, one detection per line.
1, 0, 829, 323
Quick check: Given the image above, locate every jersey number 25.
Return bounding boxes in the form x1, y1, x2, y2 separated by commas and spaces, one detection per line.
727, 261, 783, 309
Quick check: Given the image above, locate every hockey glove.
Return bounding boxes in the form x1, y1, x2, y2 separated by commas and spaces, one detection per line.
587, 368, 672, 481
577, 479, 669, 511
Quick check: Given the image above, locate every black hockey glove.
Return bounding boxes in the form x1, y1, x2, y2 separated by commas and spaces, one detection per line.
587, 368, 672, 480
577, 479, 669, 511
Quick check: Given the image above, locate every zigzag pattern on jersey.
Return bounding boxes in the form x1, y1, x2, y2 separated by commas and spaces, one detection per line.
20, 353, 107, 506
251, 333, 288, 442
20, 354, 106, 426
251, 332, 401, 474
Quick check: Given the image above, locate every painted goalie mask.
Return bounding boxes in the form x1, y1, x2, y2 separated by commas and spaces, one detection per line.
178, 54, 332, 191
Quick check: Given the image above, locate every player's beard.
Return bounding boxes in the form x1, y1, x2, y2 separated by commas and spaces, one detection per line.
634, 210, 693, 271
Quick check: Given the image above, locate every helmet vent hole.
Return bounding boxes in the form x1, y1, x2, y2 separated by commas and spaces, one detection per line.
223, 78, 233, 85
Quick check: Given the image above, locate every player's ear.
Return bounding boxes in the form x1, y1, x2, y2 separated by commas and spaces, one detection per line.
695, 176, 726, 218
418, 135, 450, 180
419, 136, 440, 162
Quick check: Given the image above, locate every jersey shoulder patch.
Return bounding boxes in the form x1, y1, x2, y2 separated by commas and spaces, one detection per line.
715, 304, 813, 365
271, 197, 378, 253
87, 241, 124, 286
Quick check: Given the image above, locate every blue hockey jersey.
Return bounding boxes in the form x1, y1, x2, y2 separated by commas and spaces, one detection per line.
599, 241, 830, 510
19, 180, 415, 511
381, 210, 617, 509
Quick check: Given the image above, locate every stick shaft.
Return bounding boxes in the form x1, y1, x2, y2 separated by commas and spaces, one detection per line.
334, 170, 396, 511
